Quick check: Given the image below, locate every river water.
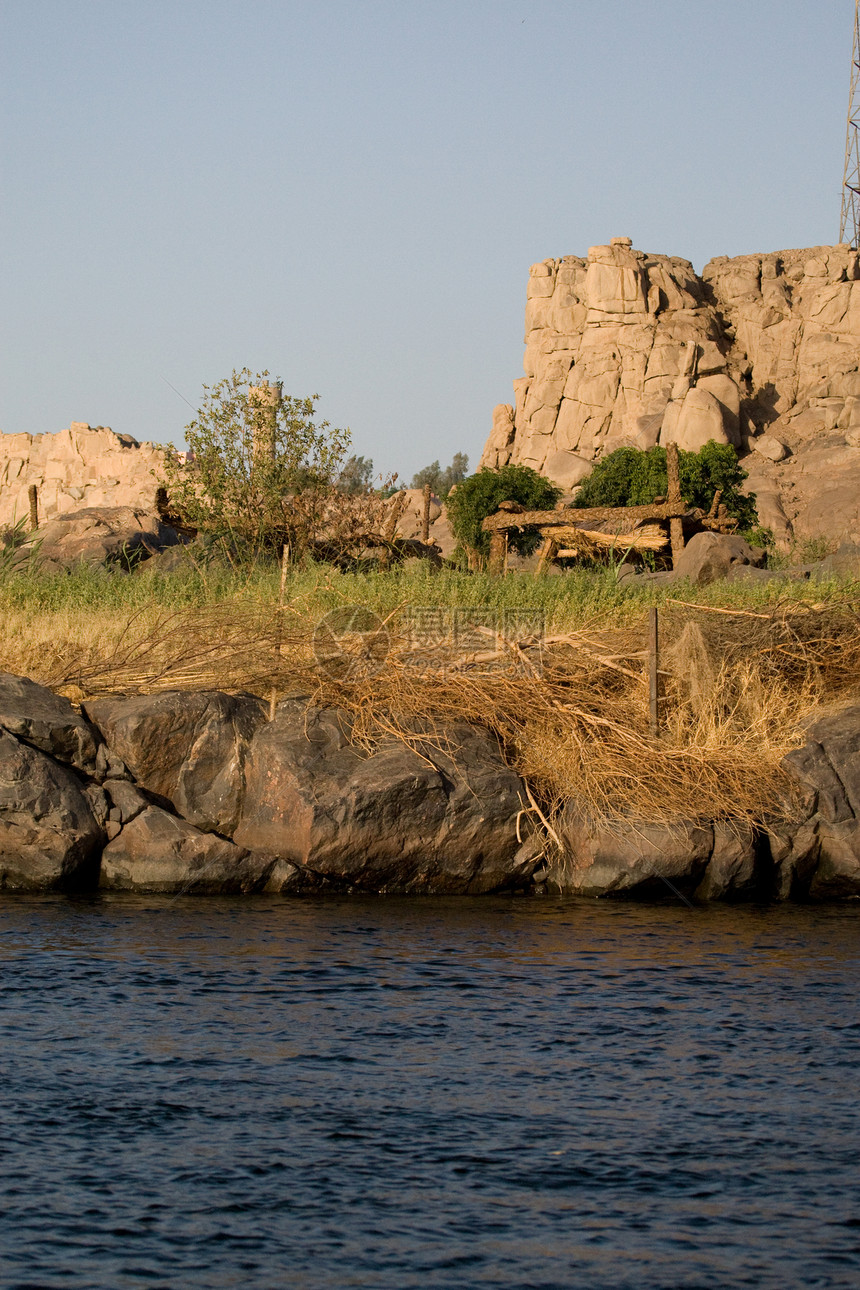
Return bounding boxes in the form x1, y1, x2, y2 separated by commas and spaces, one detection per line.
1, 895, 858, 1289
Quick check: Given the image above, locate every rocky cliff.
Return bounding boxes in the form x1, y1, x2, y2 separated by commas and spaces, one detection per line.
0, 422, 167, 528
482, 238, 860, 545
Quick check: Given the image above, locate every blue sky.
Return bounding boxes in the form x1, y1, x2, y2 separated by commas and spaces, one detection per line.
0, 0, 852, 481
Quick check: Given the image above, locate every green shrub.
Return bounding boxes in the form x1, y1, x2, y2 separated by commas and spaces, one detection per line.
573, 442, 759, 531
445, 465, 562, 558
160, 368, 350, 554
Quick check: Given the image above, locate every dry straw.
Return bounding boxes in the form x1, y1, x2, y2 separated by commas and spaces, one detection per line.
13, 591, 860, 829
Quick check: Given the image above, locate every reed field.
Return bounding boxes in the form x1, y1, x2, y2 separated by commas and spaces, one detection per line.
2, 555, 859, 826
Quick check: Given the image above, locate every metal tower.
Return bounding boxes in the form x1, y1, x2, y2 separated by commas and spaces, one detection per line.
840, 0, 860, 246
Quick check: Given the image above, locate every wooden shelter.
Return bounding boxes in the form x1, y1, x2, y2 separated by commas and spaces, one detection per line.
480, 443, 737, 574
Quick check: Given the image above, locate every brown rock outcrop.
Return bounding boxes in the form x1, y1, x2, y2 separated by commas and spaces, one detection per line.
0, 423, 169, 528
484, 239, 860, 545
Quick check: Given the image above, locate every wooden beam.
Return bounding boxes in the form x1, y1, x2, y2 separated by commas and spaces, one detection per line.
648, 607, 660, 738
483, 498, 691, 533
664, 441, 686, 564
666, 440, 682, 504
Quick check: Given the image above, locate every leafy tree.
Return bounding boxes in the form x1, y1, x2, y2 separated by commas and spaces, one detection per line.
411, 452, 469, 497
573, 442, 759, 530
445, 464, 562, 559
338, 454, 374, 495
160, 368, 350, 552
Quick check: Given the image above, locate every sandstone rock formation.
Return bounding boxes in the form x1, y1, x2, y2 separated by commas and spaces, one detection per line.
483, 238, 860, 545
0, 423, 168, 529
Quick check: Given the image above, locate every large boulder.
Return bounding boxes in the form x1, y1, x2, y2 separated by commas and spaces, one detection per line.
32, 506, 181, 571
775, 704, 860, 898
84, 691, 268, 835
99, 805, 272, 894
0, 730, 103, 890
547, 811, 715, 897
232, 700, 533, 893
0, 672, 99, 773
672, 531, 765, 586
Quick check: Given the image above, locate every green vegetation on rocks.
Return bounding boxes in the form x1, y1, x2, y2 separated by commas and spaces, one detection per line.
573, 442, 759, 531
446, 465, 562, 558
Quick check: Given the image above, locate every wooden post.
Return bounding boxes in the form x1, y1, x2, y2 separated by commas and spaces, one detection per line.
250, 380, 280, 469
665, 442, 685, 565
488, 530, 506, 576
269, 542, 290, 721
28, 484, 38, 532
648, 606, 660, 739
536, 536, 558, 575
422, 483, 431, 543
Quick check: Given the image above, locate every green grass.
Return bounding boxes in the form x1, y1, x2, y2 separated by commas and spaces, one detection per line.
0, 554, 857, 634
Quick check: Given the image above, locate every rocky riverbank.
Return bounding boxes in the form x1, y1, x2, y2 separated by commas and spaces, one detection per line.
1, 670, 859, 900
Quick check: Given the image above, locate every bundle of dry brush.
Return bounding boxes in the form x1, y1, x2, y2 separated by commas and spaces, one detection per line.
37, 594, 860, 828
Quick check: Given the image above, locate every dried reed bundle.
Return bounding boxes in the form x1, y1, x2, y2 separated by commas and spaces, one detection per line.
22, 590, 858, 830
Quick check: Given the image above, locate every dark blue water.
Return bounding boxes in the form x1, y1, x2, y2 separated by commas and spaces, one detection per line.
1, 896, 859, 1290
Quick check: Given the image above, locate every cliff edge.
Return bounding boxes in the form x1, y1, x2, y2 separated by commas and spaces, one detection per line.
482, 238, 860, 545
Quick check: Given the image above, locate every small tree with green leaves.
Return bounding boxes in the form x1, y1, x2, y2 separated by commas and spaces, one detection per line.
411, 452, 469, 498
573, 441, 759, 531
160, 368, 350, 552
445, 464, 562, 561
337, 454, 374, 495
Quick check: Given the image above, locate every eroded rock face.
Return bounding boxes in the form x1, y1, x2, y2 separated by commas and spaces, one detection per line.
99, 805, 270, 894
772, 704, 860, 899
233, 700, 531, 893
2, 670, 860, 901
485, 240, 860, 545
84, 691, 268, 836
547, 812, 715, 897
0, 671, 99, 773
0, 730, 102, 890
0, 424, 169, 529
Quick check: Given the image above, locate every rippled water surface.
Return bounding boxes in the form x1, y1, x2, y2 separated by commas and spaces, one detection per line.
1, 895, 859, 1289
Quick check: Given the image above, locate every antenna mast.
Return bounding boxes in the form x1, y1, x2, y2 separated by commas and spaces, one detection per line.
840, 0, 860, 246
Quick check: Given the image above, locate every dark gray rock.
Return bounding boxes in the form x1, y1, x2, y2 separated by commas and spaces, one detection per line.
694, 821, 758, 900
0, 671, 99, 773
810, 820, 860, 899
0, 730, 103, 890
778, 705, 860, 898
782, 739, 853, 823
767, 820, 820, 901
84, 691, 268, 835
672, 532, 765, 586
33, 506, 181, 571
102, 778, 149, 826
99, 804, 272, 893
232, 700, 529, 893
547, 810, 714, 896
802, 705, 860, 819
